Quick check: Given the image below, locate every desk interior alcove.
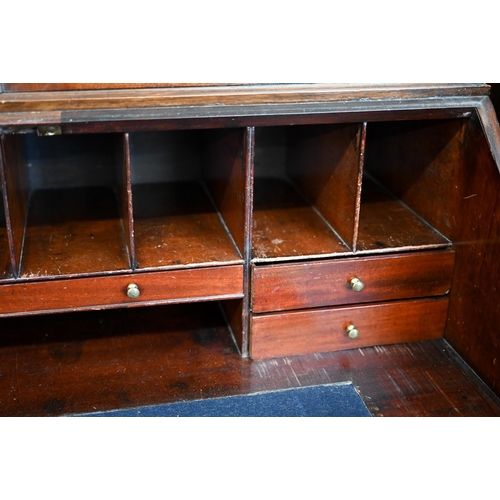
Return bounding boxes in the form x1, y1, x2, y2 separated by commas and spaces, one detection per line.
0, 83, 499, 417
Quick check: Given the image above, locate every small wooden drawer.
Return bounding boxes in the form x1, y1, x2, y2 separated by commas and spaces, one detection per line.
0, 265, 244, 317
250, 297, 449, 359
252, 249, 455, 313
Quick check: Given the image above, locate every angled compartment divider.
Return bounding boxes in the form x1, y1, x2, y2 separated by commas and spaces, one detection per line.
252, 123, 365, 263
0, 142, 13, 280
357, 119, 455, 254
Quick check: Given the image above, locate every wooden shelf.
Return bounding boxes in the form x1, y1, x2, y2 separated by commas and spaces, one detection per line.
21, 186, 130, 278
252, 177, 349, 261
133, 181, 242, 270
356, 176, 451, 253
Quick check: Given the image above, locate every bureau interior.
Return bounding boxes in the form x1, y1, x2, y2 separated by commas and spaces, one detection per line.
0, 128, 247, 279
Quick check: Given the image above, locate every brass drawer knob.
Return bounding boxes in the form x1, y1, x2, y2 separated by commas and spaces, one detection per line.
346, 324, 360, 339
126, 283, 141, 299
350, 277, 365, 292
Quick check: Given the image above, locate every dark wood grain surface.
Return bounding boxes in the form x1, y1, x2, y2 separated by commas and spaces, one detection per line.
0, 265, 244, 317
0, 84, 490, 113
0, 301, 497, 417
252, 249, 455, 313
250, 297, 449, 359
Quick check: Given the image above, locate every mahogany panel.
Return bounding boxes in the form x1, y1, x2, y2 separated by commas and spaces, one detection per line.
364, 119, 466, 231
132, 182, 242, 270
250, 297, 449, 359
286, 123, 365, 248
356, 176, 450, 253
441, 114, 500, 395
0, 265, 243, 317
363, 116, 500, 395
252, 249, 455, 313
252, 178, 349, 261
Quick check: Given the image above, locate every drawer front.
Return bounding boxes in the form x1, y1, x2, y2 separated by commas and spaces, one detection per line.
252, 249, 455, 313
0, 265, 243, 317
250, 297, 449, 359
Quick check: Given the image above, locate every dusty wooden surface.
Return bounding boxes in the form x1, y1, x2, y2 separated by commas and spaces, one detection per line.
133, 182, 242, 270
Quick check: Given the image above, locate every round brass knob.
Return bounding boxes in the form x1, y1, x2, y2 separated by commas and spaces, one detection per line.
126, 283, 140, 299
346, 324, 359, 339
350, 277, 365, 292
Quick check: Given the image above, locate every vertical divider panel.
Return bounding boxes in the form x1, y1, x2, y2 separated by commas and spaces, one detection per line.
202, 127, 254, 356
352, 122, 367, 252
0, 135, 30, 278
286, 123, 366, 251
0, 138, 15, 278
241, 126, 255, 357
117, 133, 137, 269
202, 128, 247, 255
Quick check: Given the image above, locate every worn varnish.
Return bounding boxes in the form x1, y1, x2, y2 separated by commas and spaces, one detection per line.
22, 186, 130, 278
0, 301, 498, 417
252, 178, 349, 261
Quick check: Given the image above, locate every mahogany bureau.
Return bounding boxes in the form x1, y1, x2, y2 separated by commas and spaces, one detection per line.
1, 83, 499, 399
